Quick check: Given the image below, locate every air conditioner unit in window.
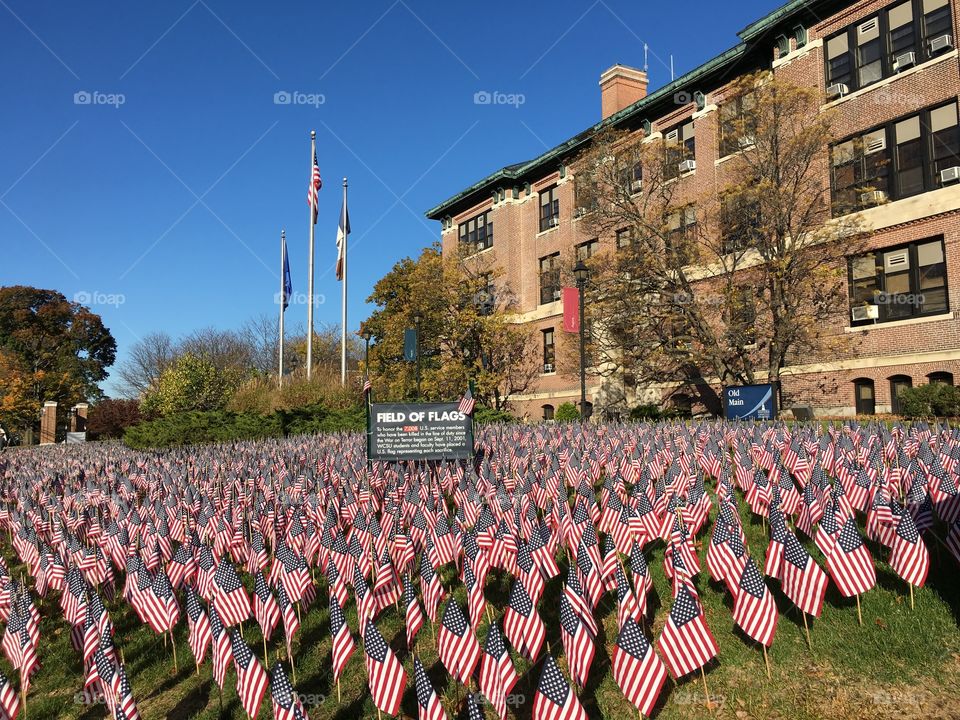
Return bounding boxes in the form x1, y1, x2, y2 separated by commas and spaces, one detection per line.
859, 190, 888, 205
941, 166, 960, 184
851, 305, 879, 322
548, 216, 560, 228
630, 179, 643, 193
665, 129, 679, 143
574, 206, 588, 218
678, 159, 697, 173
930, 34, 953, 54
826, 82, 849, 99
864, 134, 886, 154
738, 135, 755, 148
543, 363, 555, 373
884, 249, 909, 272
894, 51, 916, 71
552, 289, 562, 301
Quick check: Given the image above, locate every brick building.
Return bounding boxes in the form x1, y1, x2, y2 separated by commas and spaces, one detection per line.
425, 0, 960, 419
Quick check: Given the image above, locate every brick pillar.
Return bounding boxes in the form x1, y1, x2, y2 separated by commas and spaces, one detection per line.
70, 403, 89, 432
40, 401, 57, 444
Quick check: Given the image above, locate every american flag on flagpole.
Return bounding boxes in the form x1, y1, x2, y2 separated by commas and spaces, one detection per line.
458, 386, 476, 416
307, 152, 322, 224
362, 620, 406, 716
532, 654, 589, 720
230, 629, 269, 719
612, 618, 667, 718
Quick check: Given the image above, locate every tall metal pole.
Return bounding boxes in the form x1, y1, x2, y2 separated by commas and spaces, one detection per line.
578, 276, 587, 418
279, 229, 286, 389
306, 130, 316, 379
341, 177, 348, 387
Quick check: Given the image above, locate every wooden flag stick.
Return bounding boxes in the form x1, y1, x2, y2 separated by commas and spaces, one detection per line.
700, 667, 711, 711
909, 583, 915, 610
170, 630, 178, 673
762, 644, 771, 679
337, 679, 341, 703
855, 594, 863, 626
263, 634, 269, 668
239, 620, 244, 639
801, 612, 812, 650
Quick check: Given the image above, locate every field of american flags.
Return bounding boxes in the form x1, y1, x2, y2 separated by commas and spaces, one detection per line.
0, 421, 958, 719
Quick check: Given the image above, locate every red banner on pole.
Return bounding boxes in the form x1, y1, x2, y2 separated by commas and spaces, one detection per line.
562, 287, 580, 333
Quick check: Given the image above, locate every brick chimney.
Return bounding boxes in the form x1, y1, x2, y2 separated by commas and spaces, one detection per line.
600, 64, 648, 119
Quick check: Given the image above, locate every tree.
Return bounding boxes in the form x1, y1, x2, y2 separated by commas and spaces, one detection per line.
363, 245, 538, 409
87, 398, 143, 439
0, 349, 40, 431
115, 331, 175, 398
141, 353, 247, 416
574, 72, 865, 411
0, 286, 117, 414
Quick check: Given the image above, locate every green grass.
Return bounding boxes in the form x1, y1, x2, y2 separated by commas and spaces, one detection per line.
7, 497, 960, 720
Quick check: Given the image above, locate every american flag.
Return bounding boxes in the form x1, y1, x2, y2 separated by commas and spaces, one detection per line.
890, 506, 930, 588
413, 656, 448, 720
437, 599, 480, 685
402, 574, 425, 650
656, 583, 718, 679
142, 569, 178, 634
362, 620, 406, 716
276, 583, 300, 663
532, 654, 588, 720
612, 618, 667, 717
185, 587, 212, 666
208, 606, 233, 690
479, 621, 518, 720
269, 661, 310, 720
307, 151, 322, 224
458, 386, 476, 416
781, 531, 828, 618
0, 670, 19, 720
732, 557, 778, 647
826, 517, 877, 597
110, 661, 141, 720
230, 629, 268, 719
213, 560, 251, 627
329, 595, 355, 684
503, 578, 545, 661
558, 588, 595, 689
253, 570, 280, 641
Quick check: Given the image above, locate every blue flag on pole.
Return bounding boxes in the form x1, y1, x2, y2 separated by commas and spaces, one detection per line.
282, 238, 293, 311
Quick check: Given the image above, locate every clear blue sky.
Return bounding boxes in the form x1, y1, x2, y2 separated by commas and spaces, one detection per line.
0, 0, 774, 396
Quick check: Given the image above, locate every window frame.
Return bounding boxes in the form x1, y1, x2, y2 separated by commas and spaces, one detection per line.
539, 252, 562, 305
823, 0, 955, 94
539, 185, 560, 232
846, 236, 949, 325
458, 210, 494, 255
663, 121, 696, 180
718, 92, 757, 158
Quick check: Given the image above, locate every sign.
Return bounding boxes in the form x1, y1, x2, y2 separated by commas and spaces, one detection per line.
369, 402, 473, 460
403, 328, 418, 362
724, 384, 777, 421
562, 287, 580, 333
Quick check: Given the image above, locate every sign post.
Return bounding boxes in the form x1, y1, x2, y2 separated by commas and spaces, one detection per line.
723, 383, 777, 420
368, 402, 473, 461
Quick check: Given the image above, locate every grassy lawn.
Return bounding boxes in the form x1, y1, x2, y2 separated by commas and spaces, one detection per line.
6, 492, 960, 720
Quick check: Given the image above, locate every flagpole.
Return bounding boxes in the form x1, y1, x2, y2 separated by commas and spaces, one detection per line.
341, 176, 348, 387
307, 130, 316, 380
279, 229, 286, 389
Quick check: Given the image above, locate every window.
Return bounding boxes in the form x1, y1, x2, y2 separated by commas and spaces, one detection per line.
720, 191, 760, 255
854, 378, 876, 415
928, 371, 954, 385
719, 93, 757, 157
542, 329, 555, 373
616, 228, 634, 250
539, 253, 561, 305
459, 211, 493, 254
848, 237, 948, 324
617, 160, 643, 194
574, 177, 597, 217
476, 272, 495, 315
665, 205, 697, 265
663, 121, 695, 180
831, 101, 960, 215
576, 239, 599, 263
539, 185, 560, 231
890, 375, 913, 414
542, 404, 555, 420
825, 1, 954, 93
726, 287, 757, 347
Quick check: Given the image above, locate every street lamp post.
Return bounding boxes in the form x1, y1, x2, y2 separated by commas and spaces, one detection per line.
574, 260, 589, 421
413, 313, 422, 401
362, 326, 372, 369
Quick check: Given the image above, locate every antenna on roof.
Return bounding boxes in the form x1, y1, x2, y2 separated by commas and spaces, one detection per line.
670, 54, 675, 81
644, 43, 649, 72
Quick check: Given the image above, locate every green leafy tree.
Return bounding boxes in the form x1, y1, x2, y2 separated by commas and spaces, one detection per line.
0, 286, 117, 421
554, 402, 581, 422
142, 353, 247, 416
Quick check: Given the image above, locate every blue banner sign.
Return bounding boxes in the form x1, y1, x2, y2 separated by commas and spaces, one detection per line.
724, 384, 776, 420
403, 328, 418, 362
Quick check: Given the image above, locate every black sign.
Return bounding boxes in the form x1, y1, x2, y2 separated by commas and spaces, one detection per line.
369, 402, 473, 460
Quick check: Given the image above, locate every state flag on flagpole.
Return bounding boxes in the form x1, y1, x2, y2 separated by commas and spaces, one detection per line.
336, 194, 350, 281
281, 236, 292, 311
